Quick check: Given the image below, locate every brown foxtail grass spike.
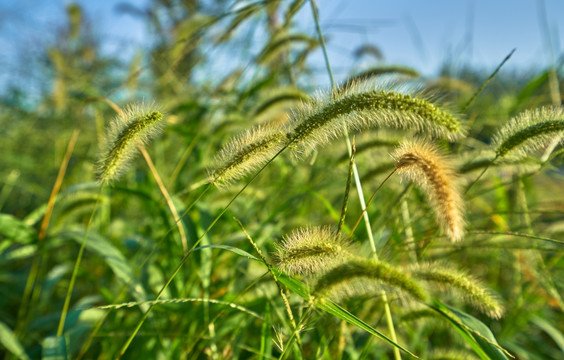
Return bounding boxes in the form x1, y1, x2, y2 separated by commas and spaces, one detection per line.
392, 140, 465, 242
98, 103, 165, 184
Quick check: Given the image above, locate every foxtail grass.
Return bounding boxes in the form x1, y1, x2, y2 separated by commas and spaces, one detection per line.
98, 103, 165, 184
409, 263, 504, 319
210, 125, 287, 185
392, 140, 465, 242
493, 106, 564, 159
287, 82, 464, 155
313, 258, 428, 302
275, 226, 354, 277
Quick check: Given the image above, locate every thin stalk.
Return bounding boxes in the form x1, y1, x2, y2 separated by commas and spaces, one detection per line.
338, 140, 356, 234
309, 1, 400, 359
464, 159, 494, 194
401, 199, 417, 262
57, 189, 103, 336
347, 169, 397, 242
77, 154, 214, 358
461, 49, 515, 112
234, 218, 304, 354
139, 145, 188, 252
16, 130, 79, 336
118, 146, 288, 357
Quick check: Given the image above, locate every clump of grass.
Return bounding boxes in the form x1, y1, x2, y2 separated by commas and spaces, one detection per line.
98, 103, 165, 184
392, 139, 465, 242
287, 82, 464, 155
313, 258, 428, 302
210, 125, 287, 185
409, 263, 504, 319
493, 106, 564, 159
275, 226, 354, 277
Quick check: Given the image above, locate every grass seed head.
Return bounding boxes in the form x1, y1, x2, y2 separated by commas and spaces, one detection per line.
275, 226, 353, 277
392, 139, 465, 242
313, 258, 428, 302
98, 102, 165, 184
211, 125, 287, 186
287, 81, 465, 156
410, 262, 504, 319
493, 106, 564, 159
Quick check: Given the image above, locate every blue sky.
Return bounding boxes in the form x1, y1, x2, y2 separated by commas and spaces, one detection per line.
1, 0, 563, 91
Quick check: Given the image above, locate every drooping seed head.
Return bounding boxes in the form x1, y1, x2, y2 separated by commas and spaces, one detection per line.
287, 81, 464, 155
409, 262, 504, 319
313, 258, 428, 302
493, 106, 564, 159
98, 102, 165, 184
392, 140, 465, 242
210, 125, 287, 186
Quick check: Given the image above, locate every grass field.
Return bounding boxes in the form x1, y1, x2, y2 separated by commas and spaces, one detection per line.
1, 1, 563, 359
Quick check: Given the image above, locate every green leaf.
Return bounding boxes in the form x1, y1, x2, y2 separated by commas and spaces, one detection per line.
61, 230, 133, 284
0, 213, 36, 244
191, 244, 259, 261
272, 267, 419, 359
433, 300, 511, 360
42, 336, 68, 360
0, 321, 29, 360
531, 315, 564, 354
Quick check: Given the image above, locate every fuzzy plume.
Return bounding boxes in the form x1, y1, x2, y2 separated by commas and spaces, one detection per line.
98, 103, 165, 184
287, 82, 464, 155
392, 140, 465, 242
409, 262, 504, 319
211, 125, 287, 185
313, 258, 428, 302
493, 106, 564, 159
275, 226, 353, 277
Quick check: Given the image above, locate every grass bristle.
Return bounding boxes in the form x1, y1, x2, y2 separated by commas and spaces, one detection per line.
98, 102, 164, 184
392, 139, 465, 242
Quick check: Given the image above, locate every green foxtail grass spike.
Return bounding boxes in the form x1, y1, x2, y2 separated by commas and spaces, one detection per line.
275, 226, 354, 277
211, 125, 287, 185
287, 82, 464, 155
313, 258, 428, 302
392, 140, 465, 242
98, 103, 164, 184
493, 106, 564, 159
409, 263, 504, 319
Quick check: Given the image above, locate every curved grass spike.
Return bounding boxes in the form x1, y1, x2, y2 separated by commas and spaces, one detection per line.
98, 103, 165, 184
409, 263, 504, 319
313, 258, 428, 302
342, 65, 420, 89
287, 82, 464, 155
211, 125, 287, 185
257, 33, 317, 64
252, 89, 310, 118
392, 140, 465, 242
275, 226, 354, 277
493, 106, 564, 159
